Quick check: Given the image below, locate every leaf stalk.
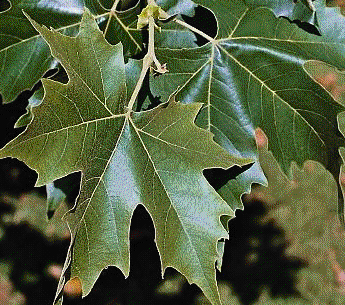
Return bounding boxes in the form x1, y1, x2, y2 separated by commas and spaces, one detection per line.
174, 18, 215, 43
127, 14, 166, 111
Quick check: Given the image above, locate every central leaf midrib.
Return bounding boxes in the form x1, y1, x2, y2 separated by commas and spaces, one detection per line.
71, 119, 129, 284
76, 116, 129, 235
8, 38, 40, 96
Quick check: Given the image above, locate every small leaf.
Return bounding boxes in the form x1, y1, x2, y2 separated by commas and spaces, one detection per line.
136, 4, 168, 29
46, 182, 67, 219
14, 87, 44, 129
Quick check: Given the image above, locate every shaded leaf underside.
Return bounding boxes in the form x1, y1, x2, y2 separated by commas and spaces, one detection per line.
0, 0, 199, 104
246, 0, 320, 35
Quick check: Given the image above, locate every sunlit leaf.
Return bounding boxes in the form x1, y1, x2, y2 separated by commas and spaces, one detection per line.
151, 5, 345, 208
0, 10, 251, 305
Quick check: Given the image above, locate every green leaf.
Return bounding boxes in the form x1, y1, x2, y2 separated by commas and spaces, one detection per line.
0, 10, 252, 305
15, 57, 143, 128
313, 0, 345, 39
158, 0, 320, 38
192, 0, 252, 39
136, 4, 168, 29
14, 53, 144, 217
14, 85, 44, 129
0, 0, 198, 104
0, 0, 143, 104
157, 0, 269, 220
14, 65, 67, 129
245, 0, 319, 35
155, 20, 198, 48
247, 0, 345, 39
151, 5, 345, 203
99, 0, 143, 57
156, 0, 197, 18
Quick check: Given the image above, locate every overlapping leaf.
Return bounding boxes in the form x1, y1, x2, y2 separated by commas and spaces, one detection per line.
151, 4, 345, 209
158, 0, 319, 37
157, 0, 247, 39
246, 0, 320, 34
314, 0, 345, 39
0, 0, 200, 104
156, 0, 267, 213
0, 10, 252, 305
154, 0, 345, 221
0, 0, 143, 104
157, 0, 345, 43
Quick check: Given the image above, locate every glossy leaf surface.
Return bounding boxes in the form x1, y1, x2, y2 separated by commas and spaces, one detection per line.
0, 0, 142, 104
0, 10, 251, 305
158, 0, 318, 37
151, 5, 345, 197
246, 0, 319, 34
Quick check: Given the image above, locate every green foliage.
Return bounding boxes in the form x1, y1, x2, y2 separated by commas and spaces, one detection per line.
151, 0, 345, 216
0, 10, 251, 304
2, 0, 345, 304
0, 0, 141, 104
246, 0, 319, 34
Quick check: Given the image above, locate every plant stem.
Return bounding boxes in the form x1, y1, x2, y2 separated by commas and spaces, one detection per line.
174, 19, 215, 43
127, 15, 164, 111
128, 0, 212, 111
306, 0, 316, 12
111, 0, 120, 11
126, 53, 151, 112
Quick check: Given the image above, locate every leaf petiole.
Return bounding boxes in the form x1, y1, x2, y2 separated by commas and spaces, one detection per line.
174, 18, 215, 43
127, 5, 167, 111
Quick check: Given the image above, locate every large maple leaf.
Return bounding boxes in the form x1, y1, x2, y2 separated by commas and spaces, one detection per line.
151, 1, 345, 214
0, 10, 251, 305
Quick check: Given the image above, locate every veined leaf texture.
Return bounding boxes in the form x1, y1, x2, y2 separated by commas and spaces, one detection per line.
1, 0, 345, 304
0, 10, 251, 305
